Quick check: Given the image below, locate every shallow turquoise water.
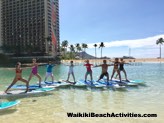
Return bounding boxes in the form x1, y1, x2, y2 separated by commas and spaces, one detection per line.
0, 63, 164, 123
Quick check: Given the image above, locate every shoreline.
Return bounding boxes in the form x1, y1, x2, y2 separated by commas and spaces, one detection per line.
61, 58, 164, 63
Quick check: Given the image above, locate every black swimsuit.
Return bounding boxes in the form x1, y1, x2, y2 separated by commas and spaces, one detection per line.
119, 63, 124, 71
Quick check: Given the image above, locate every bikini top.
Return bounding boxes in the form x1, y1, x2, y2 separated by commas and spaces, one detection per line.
16, 69, 22, 73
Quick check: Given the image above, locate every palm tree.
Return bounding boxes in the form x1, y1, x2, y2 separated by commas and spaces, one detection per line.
69, 45, 75, 59
82, 43, 88, 52
60, 47, 65, 53
156, 38, 164, 59
60, 47, 65, 59
75, 43, 80, 52
82, 43, 88, 59
77, 46, 82, 53
61, 40, 68, 57
99, 42, 105, 58
93, 44, 97, 58
75, 43, 82, 53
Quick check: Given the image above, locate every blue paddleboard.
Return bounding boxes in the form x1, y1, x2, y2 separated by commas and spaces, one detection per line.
0, 100, 20, 110
10, 84, 57, 90
79, 80, 105, 88
0, 87, 54, 97
74, 81, 87, 87
98, 80, 126, 89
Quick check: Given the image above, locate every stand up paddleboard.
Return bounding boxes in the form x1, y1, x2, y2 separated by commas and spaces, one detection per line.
40, 81, 71, 87
74, 81, 87, 87
60, 79, 87, 87
112, 79, 138, 86
0, 88, 54, 97
79, 80, 106, 88
10, 84, 58, 90
0, 100, 20, 110
97, 80, 126, 89
59, 79, 76, 84
122, 79, 145, 84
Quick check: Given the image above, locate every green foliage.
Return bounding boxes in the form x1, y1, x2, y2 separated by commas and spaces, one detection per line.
156, 38, 164, 45
75, 43, 82, 52
82, 43, 88, 50
99, 42, 105, 58
61, 52, 76, 60
61, 40, 68, 48
60, 42, 88, 60
99, 42, 105, 48
94, 44, 97, 47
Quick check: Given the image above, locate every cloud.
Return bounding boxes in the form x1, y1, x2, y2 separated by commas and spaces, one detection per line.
87, 34, 164, 48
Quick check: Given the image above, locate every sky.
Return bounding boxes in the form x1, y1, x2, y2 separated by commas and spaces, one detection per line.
59, 0, 164, 58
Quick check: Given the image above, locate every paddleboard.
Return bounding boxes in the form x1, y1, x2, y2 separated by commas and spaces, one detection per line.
74, 81, 87, 87
122, 79, 145, 84
0, 100, 20, 110
0, 87, 54, 97
60, 80, 86, 87
79, 80, 106, 88
41, 81, 71, 87
112, 79, 138, 86
59, 79, 76, 84
10, 84, 58, 90
98, 80, 126, 89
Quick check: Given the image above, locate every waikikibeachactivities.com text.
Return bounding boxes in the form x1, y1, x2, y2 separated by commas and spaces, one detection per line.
67, 112, 157, 118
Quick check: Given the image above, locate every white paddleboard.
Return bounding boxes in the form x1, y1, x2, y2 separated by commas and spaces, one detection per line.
108, 79, 138, 86
122, 79, 145, 84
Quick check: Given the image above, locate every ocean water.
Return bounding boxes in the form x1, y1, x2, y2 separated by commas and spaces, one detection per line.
0, 63, 164, 123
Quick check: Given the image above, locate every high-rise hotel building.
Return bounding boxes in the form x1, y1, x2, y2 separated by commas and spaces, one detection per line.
0, 0, 60, 56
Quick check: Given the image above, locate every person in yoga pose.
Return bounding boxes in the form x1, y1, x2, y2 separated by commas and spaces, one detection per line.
28, 58, 42, 87
5, 62, 29, 93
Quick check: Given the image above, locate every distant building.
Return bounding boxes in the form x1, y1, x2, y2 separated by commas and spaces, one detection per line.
0, 0, 60, 56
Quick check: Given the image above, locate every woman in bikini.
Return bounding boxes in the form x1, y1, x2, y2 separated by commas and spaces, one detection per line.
110, 58, 121, 82
115, 58, 129, 82
28, 58, 42, 87
5, 62, 29, 93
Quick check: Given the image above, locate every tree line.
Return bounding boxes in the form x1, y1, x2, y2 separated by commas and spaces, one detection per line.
61, 37, 164, 59
60, 40, 105, 59
0, 37, 163, 59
